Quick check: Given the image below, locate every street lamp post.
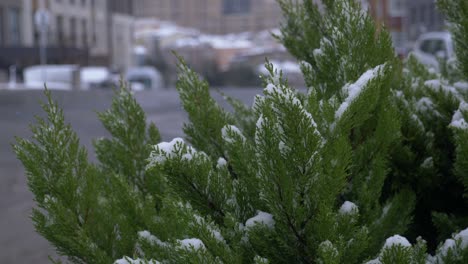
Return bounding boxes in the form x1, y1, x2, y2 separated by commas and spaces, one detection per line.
8, 65, 17, 89
34, 0, 50, 84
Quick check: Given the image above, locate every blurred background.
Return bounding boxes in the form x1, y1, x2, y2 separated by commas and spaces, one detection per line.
0, 0, 452, 263
0, 0, 450, 90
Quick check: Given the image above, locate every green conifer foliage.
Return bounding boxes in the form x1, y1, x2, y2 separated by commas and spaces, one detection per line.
175, 59, 236, 159
14, 89, 166, 263
384, 0, 468, 252
94, 85, 161, 194
277, 0, 414, 255
389, 55, 468, 250
438, 0, 468, 78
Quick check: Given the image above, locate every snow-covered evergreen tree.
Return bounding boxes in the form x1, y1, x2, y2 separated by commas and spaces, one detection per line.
14, 0, 468, 263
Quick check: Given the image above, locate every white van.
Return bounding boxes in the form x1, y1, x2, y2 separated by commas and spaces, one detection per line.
23, 65, 79, 90
411, 32, 455, 71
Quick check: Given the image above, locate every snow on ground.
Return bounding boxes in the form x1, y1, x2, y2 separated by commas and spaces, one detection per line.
134, 19, 199, 39
134, 18, 257, 50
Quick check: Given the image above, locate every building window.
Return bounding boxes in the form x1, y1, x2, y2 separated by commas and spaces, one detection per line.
7, 7, 21, 45
70, 17, 76, 46
92, 31, 97, 45
57, 15, 64, 45
111, 0, 132, 15
0, 9, 3, 46
410, 7, 417, 24
223, 0, 251, 14
391, 31, 405, 50
388, 0, 405, 16
82, 19, 87, 47
170, 0, 181, 20
375, 1, 383, 19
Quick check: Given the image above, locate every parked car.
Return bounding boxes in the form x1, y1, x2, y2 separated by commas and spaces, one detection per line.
125, 66, 164, 91
411, 31, 455, 71
80, 67, 113, 89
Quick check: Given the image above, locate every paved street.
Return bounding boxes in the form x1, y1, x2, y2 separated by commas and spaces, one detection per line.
0, 87, 262, 263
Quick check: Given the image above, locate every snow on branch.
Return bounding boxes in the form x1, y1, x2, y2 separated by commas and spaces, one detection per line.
335, 64, 386, 119
450, 101, 468, 129
245, 211, 275, 229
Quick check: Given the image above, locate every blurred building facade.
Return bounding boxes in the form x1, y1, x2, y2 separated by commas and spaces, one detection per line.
89, 0, 110, 65
406, 0, 445, 41
0, 0, 24, 47
44, 0, 93, 49
368, 0, 407, 54
0, 0, 32, 72
108, 0, 135, 71
133, 0, 282, 34
0, 0, 137, 77
367, 0, 446, 54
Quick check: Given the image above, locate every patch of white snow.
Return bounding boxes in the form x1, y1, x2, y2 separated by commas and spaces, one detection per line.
114, 257, 160, 264
217, 157, 227, 168
245, 211, 275, 229
335, 64, 385, 119
178, 238, 205, 251
339, 201, 358, 214
454, 227, 468, 248
383, 235, 411, 249
450, 102, 468, 129
421, 157, 434, 169
222, 125, 245, 143
364, 258, 381, 264
454, 82, 468, 91
425, 79, 460, 98
138, 231, 168, 247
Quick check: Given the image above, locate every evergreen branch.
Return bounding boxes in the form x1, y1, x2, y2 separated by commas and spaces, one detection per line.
187, 179, 226, 220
